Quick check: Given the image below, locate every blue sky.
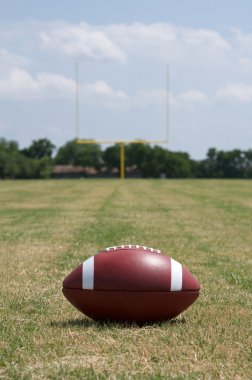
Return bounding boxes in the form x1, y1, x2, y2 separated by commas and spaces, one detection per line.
1, 1, 252, 158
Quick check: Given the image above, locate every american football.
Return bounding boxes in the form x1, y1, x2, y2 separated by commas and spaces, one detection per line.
62, 245, 200, 322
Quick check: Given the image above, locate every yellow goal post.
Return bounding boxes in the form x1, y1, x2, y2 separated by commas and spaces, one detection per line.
75, 64, 170, 179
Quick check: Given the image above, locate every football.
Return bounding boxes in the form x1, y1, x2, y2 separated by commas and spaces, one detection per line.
62, 245, 200, 322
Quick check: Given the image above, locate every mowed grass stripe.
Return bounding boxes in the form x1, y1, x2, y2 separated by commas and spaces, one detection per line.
54, 181, 138, 273
1, 180, 140, 379
0, 181, 117, 376
136, 181, 252, 299
0, 180, 251, 379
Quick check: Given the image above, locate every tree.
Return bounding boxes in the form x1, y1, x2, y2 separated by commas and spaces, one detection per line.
198, 148, 252, 178
0, 138, 54, 179
36, 157, 53, 178
103, 145, 121, 170
244, 150, 252, 178
1, 136, 252, 179
55, 140, 102, 169
215, 150, 243, 178
164, 151, 191, 178
0, 138, 19, 153
126, 143, 152, 170
22, 138, 55, 159
140, 146, 166, 177
0, 139, 20, 178
126, 144, 191, 178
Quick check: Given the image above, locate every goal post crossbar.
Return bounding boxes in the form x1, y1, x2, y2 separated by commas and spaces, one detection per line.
76, 139, 168, 145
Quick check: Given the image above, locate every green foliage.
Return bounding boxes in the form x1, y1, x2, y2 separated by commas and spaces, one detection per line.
125, 144, 190, 178
0, 138, 52, 179
36, 157, 53, 179
126, 143, 152, 169
0, 137, 252, 179
21, 138, 55, 159
198, 148, 252, 178
102, 144, 191, 178
55, 140, 102, 169
102, 144, 121, 169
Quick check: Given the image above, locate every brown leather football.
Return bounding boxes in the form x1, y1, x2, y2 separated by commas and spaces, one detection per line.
62, 245, 200, 322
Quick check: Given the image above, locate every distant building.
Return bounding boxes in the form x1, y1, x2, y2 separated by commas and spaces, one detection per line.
52, 165, 94, 179
52, 165, 142, 179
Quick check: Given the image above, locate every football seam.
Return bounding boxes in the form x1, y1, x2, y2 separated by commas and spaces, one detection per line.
104, 245, 161, 253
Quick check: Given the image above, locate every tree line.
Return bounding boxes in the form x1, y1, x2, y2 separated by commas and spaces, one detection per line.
0, 137, 251, 179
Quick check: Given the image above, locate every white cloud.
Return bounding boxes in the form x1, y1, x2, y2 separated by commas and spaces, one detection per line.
232, 28, 252, 51
83, 80, 207, 110
0, 67, 208, 109
85, 80, 127, 99
2, 21, 252, 70
32, 21, 232, 66
178, 90, 207, 102
216, 83, 252, 103
85, 81, 165, 108
0, 23, 26, 42
37, 72, 76, 93
103, 22, 231, 64
238, 58, 252, 68
136, 88, 207, 106
0, 48, 30, 67
2, 21, 249, 71
83, 80, 129, 110
0, 68, 75, 100
39, 22, 126, 62
136, 89, 166, 106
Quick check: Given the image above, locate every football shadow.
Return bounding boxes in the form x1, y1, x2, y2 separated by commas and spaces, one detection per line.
50, 317, 186, 329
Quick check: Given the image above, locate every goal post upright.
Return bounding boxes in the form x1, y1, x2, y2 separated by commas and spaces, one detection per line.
166, 63, 170, 143
75, 64, 170, 179
120, 143, 125, 180
75, 62, 80, 141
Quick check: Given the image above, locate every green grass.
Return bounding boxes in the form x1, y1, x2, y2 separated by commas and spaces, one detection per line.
0, 179, 251, 379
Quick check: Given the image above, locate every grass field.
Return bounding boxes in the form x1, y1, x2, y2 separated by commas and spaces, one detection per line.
0, 179, 251, 379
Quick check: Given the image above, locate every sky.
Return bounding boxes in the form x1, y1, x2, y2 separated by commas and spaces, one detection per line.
1, 1, 252, 159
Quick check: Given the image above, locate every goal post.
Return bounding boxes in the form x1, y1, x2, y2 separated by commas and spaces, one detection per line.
75, 64, 170, 179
